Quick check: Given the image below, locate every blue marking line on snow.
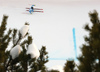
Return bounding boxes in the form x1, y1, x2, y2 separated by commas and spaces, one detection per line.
73, 28, 77, 59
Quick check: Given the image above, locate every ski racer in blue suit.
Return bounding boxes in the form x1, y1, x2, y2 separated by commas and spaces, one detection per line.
29, 5, 35, 14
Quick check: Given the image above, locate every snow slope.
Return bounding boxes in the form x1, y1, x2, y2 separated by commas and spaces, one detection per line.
48, 65, 64, 72
0, 0, 100, 68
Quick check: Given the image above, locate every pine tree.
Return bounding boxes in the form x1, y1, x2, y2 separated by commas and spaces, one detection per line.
0, 15, 12, 72
0, 15, 49, 72
37, 46, 49, 70
48, 70, 59, 72
78, 10, 100, 72
64, 60, 76, 72
29, 46, 49, 72
5, 23, 32, 72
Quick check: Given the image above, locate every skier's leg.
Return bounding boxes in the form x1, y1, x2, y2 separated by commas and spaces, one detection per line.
32, 9, 34, 12
29, 10, 32, 14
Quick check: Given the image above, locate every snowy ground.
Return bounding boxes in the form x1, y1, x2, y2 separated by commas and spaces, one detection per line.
0, 0, 100, 68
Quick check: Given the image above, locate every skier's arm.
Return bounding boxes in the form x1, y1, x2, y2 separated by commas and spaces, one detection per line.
31, 5, 35, 7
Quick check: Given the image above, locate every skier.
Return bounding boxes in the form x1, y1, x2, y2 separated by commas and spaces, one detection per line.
29, 5, 35, 14
25, 5, 43, 14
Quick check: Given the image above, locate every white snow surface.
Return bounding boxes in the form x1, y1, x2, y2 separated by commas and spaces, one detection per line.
48, 65, 64, 72
0, 0, 100, 67
10, 45, 21, 59
27, 43, 40, 59
37, 70, 41, 72
19, 24, 29, 38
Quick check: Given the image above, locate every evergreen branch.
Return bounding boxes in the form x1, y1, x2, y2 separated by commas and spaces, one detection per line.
2, 29, 12, 43
0, 15, 8, 38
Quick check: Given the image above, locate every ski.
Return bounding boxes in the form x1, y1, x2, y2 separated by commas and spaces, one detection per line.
26, 8, 43, 10
26, 10, 43, 13
34, 11, 43, 13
